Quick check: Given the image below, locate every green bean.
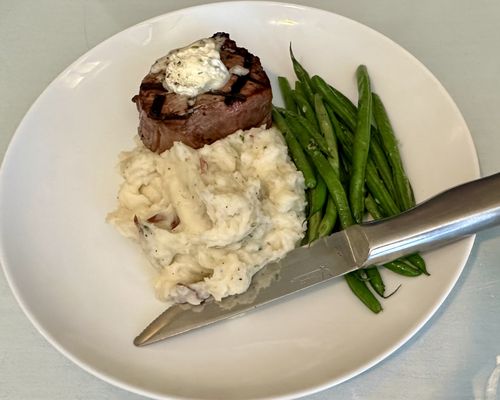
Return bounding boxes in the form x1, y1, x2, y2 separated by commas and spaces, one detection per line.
325, 99, 343, 139
328, 84, 357, 117
384, 260, 422, 277
314, 93, 339, 174
325, 104, 350, 183
311, 75, 357, 131
365, 194, 384, 220
281, 109, 329, 155
286, 115, 354, 228
366, 158, 400, 216
369, 131, 398, 200
308, 149, 353, 229
405, 253, 429, 276
307, 212, 322, 243
372, 92, 415, 211
326, 105, 352, 154
325, 156, 336, 173
365, 267, 385, 297
292, 90, 320, 131
285, 114, 315, 149
277, 76, 297, 112
272, 108, 317, 189
345, 271, 382, 313
331, 112, 400, 217
327, 83, 381, 135
289, 44, 315, 104
294, 80, 307, 100
338, 153, 351, 186
318, 196, 337, 237
349, 65, 372, 224
309, 175, 327, 216
315, 81, 395, 200
318, 88, 396, 201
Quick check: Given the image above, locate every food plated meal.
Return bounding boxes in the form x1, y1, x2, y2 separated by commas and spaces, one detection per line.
0, 4, 480, 399
108, 31, 428, 315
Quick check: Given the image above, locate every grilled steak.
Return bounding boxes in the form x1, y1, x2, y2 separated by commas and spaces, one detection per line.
132, 33, 273, 153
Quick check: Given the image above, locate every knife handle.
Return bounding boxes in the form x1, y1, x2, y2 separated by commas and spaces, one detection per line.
352, 172, 500, 267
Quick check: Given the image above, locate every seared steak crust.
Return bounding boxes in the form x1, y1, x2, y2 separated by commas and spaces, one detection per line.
132, 33, 273, 153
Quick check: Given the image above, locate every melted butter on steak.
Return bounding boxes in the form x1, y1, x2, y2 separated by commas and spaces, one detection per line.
132, 32, 273, 153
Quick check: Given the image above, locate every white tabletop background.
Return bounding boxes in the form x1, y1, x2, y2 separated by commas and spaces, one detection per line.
1, 1, 500, 399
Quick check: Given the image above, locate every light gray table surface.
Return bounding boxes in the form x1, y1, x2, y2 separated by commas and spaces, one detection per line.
1, 1, 500, 399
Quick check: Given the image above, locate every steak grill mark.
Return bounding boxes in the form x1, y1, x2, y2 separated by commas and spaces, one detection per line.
224, 50, 254, 106
151, 95, 166, 118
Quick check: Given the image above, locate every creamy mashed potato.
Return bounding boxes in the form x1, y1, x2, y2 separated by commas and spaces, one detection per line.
107, 126, 306, 305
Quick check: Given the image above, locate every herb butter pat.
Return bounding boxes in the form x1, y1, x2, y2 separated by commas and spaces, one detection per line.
107, 126, 306, 305
151, 37, 231, 97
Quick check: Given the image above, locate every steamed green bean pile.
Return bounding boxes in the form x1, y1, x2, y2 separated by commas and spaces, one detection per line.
273, 47, 428, 313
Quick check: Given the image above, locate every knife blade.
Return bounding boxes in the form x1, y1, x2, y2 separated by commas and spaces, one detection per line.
135, 172, 500, 346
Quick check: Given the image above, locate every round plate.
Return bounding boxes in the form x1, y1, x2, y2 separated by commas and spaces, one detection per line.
0, 2, 479, 399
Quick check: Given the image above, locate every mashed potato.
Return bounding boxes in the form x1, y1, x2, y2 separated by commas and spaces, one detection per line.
107, 126, 306, 305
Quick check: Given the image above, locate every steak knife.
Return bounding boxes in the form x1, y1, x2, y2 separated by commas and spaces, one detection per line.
135, 172, 500, 346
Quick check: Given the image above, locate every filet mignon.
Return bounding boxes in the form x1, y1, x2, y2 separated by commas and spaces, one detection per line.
132, 33, 273, 153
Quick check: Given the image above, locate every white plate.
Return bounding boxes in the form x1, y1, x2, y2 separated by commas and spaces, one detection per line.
0, 2, 479, 400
